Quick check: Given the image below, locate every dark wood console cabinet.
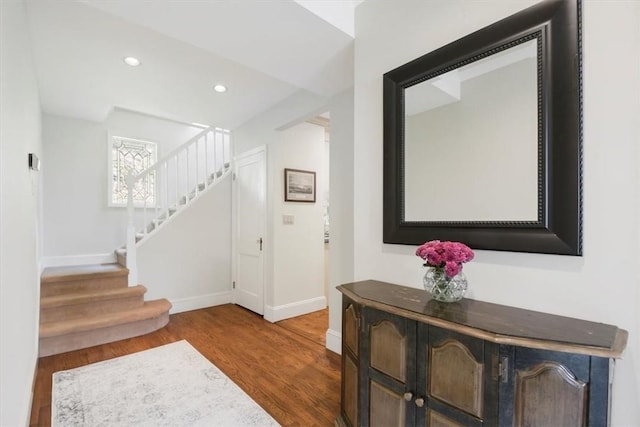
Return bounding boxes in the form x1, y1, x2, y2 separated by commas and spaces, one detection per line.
337, 280, 628, 427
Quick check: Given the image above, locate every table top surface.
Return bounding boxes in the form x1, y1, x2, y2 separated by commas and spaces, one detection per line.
338, 280, 627, 358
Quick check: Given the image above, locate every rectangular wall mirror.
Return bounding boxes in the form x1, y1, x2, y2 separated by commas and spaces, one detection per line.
383, 0, 582, 255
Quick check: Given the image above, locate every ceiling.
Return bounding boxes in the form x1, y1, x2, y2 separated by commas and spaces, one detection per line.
24, 0, 362, 129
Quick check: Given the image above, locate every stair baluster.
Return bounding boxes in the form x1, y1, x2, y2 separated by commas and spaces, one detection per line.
123, 127, 232, 284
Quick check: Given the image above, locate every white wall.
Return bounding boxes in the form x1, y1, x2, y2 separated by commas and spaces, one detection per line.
268, 122, 326, 317
234, 89, 353, 322
350, 0, 640, 425
42, 115, 123, 257
0, 1, 43, 425
234, 90, 331, 155
137, 177, 232, 313
41, 111, 202, 259
106, 108, 202, 152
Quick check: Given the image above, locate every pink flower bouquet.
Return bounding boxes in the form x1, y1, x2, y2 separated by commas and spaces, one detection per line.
415, 240, 474, 278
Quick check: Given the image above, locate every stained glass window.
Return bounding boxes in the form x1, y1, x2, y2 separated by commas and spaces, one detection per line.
111, 136, 157, 206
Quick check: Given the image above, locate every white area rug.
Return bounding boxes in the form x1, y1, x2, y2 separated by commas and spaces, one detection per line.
52, 340, 280, 427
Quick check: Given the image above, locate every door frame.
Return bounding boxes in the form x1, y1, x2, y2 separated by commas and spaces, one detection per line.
231, 145, 267, 314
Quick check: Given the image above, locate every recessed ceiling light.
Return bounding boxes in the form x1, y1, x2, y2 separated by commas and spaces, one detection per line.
123, 56, 141, 67
213, 84, 227, 93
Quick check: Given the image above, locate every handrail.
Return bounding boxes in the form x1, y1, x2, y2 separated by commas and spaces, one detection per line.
133, 127, 230, 181
124, 126, 232, 285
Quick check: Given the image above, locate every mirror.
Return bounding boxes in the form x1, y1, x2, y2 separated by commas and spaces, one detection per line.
383, 0, 582, 255
404, 39, 538, 222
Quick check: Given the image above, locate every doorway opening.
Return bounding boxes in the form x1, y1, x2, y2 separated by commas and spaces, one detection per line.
306, 112, 331, 305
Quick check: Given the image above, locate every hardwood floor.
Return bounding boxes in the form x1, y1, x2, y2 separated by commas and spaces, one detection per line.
30, 304, 341, 427
276, 308, 328, 346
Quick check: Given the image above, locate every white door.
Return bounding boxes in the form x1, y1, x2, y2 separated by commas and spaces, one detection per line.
233, 147, 266, 315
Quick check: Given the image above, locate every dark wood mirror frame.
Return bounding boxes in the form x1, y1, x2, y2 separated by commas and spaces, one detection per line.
383, 0, 582, 255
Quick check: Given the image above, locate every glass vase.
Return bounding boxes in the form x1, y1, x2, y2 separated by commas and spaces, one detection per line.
423, 267, 467, 302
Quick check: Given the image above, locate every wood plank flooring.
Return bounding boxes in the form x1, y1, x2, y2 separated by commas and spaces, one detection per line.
276, 308, 328, 346
29, 304, 340, 427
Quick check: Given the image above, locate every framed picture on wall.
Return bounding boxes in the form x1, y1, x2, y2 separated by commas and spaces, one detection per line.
284, 168, 316, 202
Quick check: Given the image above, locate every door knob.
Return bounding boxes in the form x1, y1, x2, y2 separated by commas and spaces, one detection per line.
415, 397, 425, 408
403, 392, 413, 401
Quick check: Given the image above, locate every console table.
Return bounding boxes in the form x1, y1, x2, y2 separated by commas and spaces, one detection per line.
337, 280, 627, 427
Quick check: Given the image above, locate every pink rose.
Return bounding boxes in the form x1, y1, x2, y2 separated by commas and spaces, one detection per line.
416, 240, 474, 277
444, 261, 462, 277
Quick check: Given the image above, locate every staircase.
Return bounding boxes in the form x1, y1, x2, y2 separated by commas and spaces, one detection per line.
115, 161, 231, 267
39, 264, 171, 357
38, 127, 231, 356
117, 127, 231, 281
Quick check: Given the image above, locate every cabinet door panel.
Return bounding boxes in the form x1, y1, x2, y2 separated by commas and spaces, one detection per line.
370, 380, 406, 427
341, 298, 362, 427
430, 338, 484, 417
344, 354, 359, 427
363, 308, 416, 426
427, 409, 467, 427
515, 362, 587, 426
371, 319, 408, 382
426, 327, 487, 417
416, 324, 498, 427
512, 348, 591, 427
344, 303, 359, 357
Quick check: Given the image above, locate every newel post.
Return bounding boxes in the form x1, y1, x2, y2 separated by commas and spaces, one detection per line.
126, 170, 138, 286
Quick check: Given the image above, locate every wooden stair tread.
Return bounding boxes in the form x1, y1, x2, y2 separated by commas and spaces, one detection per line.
40, 285, 147, 309
42, 263, 128, 283
40, 299, 172, 337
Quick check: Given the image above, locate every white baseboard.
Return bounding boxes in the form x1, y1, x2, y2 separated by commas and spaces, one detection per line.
263, 296, 327, 323
326, 328, 342, 355
169, 291, 233, 314
41, 253, 116, 268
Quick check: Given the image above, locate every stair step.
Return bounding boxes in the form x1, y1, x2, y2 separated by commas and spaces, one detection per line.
41, 264, 128, 297
115, 248, 126, 267
157, 208, 177, 221
40, 285, 147, 323
142, 207, 179, 235
40, 298, 171, 337
39, 299, 172, 357
41, 263, 127, 283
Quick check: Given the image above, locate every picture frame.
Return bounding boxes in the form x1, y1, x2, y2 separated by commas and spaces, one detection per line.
284, 168, 316, 203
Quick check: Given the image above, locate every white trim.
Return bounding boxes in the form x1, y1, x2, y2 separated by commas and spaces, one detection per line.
169, 291, 233, 314
263, 296, 327, 323
41, 253, 116, 268
325, 328, 342, 355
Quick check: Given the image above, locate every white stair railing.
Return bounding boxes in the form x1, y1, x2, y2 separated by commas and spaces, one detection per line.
124, 127, 231, 285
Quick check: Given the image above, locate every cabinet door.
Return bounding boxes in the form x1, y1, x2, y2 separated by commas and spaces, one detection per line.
363, 308, 416, 427
417, 325, 499, 427
505, 347, 608, 427
341, 298, 361, 427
